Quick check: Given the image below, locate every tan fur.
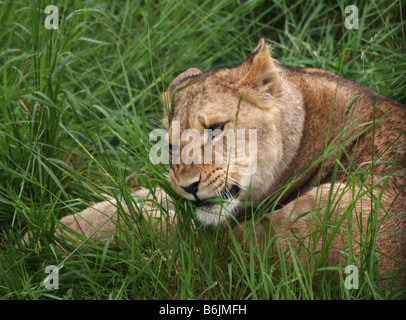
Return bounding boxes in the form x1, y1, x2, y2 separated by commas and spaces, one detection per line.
46, 39, 405, 287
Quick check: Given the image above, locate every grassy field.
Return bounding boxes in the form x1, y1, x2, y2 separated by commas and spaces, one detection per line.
0, 0, 405, 300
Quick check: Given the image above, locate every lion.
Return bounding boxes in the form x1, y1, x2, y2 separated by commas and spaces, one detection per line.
44, 39, 406, 288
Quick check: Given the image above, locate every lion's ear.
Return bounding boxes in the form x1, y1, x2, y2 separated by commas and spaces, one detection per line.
161, 68, 203, 129
237, 39, 280, 95
167, 68, 202, 98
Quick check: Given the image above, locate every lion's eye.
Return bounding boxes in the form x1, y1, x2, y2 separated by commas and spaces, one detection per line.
209, 123, 225, 135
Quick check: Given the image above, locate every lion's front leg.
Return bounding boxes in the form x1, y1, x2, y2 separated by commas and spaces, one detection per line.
24, 188, 176, 247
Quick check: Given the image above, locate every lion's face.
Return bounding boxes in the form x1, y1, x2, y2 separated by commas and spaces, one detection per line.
162, 40, 300, 226
166, 88, 263, 225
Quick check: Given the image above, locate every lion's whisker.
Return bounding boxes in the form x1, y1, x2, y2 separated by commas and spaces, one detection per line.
226, 168, 263, 183
220, 176, 246, 190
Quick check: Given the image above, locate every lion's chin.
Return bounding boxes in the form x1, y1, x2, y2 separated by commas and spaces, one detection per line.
194, 200, 239, 226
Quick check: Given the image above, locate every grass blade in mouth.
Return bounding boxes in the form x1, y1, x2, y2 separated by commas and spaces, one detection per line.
193, 185, 240, 207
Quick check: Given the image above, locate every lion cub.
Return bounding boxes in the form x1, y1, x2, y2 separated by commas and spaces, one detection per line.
53, 39, 406, 287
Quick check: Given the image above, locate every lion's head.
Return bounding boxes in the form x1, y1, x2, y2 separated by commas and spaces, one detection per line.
161, 39, 304, 226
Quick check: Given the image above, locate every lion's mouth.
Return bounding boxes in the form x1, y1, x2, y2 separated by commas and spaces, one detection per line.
194, 185, 240, 208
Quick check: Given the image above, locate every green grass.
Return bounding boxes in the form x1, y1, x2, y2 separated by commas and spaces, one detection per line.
0, 0, 405, 300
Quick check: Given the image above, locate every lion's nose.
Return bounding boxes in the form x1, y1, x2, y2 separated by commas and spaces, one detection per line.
180, 174, 201, 200
181, 180, 200, 196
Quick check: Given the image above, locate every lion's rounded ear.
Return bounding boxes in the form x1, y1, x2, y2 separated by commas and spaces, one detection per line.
237, 39, 281, 95
167, 68, 202, 97
161, 68, 203, 128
